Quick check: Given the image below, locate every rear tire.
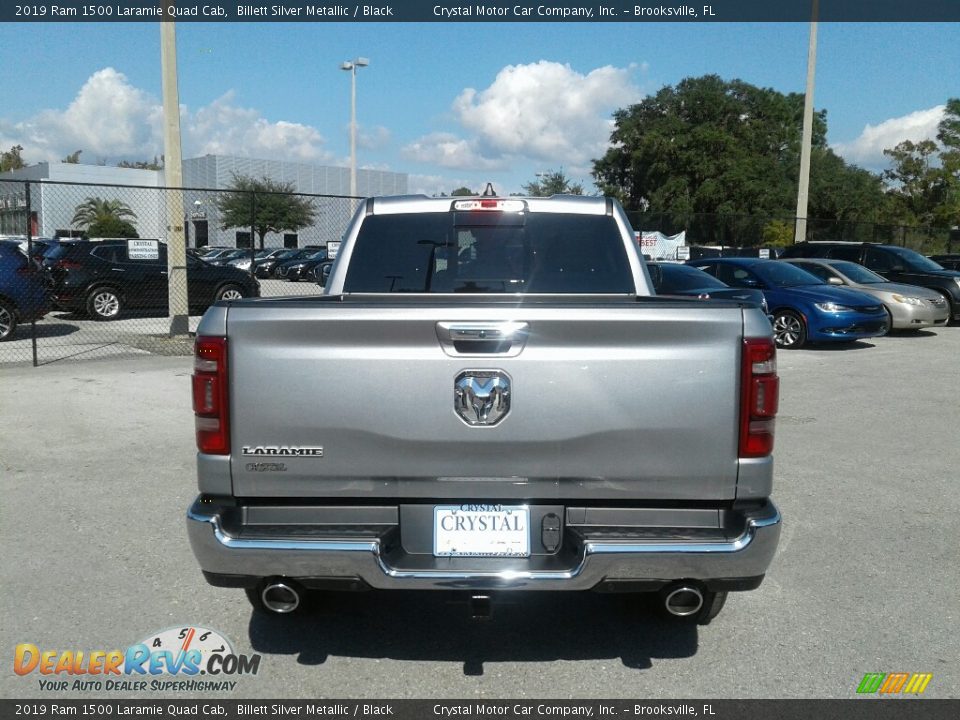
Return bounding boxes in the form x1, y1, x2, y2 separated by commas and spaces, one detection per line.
937, 292, 957, 325
0, 299, 17, 341
772, 309, 807, 349
216, 283, 245, 301
86, 287, 123, 321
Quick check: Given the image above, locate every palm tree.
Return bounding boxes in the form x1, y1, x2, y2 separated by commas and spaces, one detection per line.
71, 197, 138, 230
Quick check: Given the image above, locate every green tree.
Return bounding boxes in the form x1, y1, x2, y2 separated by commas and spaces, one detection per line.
118, 157, 163, 170
214, 175, 316, 249
808, 147, 887, 225
71, 197, 138, 234
935, 98, 960, 228
450, 186, 475, 196
761, 220, 794, 247
1, 144, 26, 172
522, 169, 583, 196
86, 216, 139, 238
593, 75, 826, 218
882, 139, 946, 227
62, 150, 82, 164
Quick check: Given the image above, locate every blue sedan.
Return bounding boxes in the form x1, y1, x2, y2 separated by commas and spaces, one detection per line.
687, 257, 889, 349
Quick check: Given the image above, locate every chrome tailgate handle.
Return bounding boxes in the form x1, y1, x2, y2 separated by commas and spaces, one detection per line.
436, 321, 529, 356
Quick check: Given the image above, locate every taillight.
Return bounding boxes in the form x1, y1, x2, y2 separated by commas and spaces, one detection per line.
192, 336, 229, 454
739, 337, 779, 458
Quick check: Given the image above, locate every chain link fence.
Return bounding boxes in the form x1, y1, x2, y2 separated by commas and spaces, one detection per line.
3, 180, 957, 366
0, 178, 358, 365
628, 211, 959, 256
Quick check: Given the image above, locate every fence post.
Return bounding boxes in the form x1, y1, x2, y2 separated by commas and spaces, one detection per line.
249, 191, 256, 251
25, 181, 38, 367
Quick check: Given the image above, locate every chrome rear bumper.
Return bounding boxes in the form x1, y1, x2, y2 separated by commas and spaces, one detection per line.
186, 497, 781, 591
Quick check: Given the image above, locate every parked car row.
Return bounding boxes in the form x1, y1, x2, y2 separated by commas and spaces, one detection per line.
0, 239, 261, 336
193, 245, 336, 284
2, 237, 957, 343
650, 241, 959, 349
780, 242, 960, 322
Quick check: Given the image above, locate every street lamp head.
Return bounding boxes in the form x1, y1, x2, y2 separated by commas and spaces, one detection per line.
340, 61, 353, 71
355, 57, 370, 67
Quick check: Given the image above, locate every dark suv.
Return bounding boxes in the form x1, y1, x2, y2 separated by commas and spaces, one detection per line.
780, 242, 960, 321
44, 240, 260, 320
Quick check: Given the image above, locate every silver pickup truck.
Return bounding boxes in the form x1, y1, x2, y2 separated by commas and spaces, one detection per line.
187, 194, 781, 625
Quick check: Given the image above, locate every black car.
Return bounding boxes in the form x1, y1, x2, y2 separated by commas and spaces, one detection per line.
275, 249, 328, 281
311, 260, 335, 287
930, 254, 960, 271
44, 240, 260, 320
780, 242, 960, 321
255, 247, 324, 279
203, 248, 252, 266
648, 262, 768, 314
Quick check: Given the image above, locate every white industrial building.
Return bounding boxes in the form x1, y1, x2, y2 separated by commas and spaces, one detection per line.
0, 155, 407, 249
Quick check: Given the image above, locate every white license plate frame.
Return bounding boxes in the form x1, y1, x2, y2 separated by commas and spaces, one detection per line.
433, 504, 530, 558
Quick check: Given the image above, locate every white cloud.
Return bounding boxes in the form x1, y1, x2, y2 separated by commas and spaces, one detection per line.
357, 125, 391, 150
0, 68, 333, 165
402, 132, 505, 170
833, 105, 945, 170
187, 91, 331, 163
0, 68, 161, 162
402, 60, 643, 172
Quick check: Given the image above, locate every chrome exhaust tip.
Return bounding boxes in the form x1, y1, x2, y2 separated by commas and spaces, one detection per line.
663, 585, 704, 617
260, 581, 301, 614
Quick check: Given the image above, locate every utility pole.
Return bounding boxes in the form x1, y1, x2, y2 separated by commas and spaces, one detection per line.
340, 57, 369, 197
161, 3, 188, 335
794, 0, 819, 244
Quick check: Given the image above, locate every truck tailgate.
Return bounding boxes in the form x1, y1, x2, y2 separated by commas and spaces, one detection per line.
225, 299, 745, 501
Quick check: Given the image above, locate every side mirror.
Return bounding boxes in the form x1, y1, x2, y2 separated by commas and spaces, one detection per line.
827, 276, 844, 285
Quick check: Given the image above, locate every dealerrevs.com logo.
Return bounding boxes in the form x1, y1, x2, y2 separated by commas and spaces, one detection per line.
856, 672, 933, 696
14, 626, 261, 692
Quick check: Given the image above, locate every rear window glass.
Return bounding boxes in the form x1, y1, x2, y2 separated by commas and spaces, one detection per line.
826, 245, 861, 262
657, 264, 726, 292
343, 212, 634, 293
44, 244, 71, 261
91, 245, 124, 263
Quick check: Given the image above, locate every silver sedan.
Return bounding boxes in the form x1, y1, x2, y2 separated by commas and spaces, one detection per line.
784, 258, 949, 330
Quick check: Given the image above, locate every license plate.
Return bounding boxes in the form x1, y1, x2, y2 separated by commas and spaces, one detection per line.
433, 504, 530, 557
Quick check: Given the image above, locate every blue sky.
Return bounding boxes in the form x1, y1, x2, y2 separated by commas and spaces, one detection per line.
0, 21, 957, 194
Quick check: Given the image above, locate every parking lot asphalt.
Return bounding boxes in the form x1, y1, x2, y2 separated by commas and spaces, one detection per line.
1, 328, 958, 699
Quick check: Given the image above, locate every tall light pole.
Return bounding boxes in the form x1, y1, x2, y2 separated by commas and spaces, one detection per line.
794, 0, 819, 244
160, 3, 188, 335
340, 57, 369, 197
